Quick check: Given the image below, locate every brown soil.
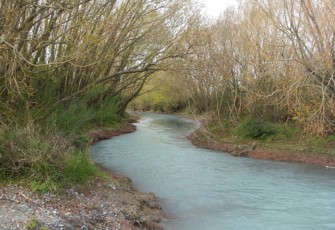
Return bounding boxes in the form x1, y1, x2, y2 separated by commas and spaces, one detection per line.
187, 129, 335, 168
0, 118, 165, 230
90, 122, 137, 144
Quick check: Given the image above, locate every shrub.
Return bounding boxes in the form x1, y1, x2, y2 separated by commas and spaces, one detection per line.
0, 125, 103, 191
235, 119, 277, 140
43, 98, 121, 134
0, 125, 71, 181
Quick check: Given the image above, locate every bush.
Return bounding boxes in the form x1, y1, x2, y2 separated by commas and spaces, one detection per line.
0, 87, 117, 190
0, 125, 71, 181
235, 119, 277, 140
0, 125, 103, 191
41, 97, 121, 134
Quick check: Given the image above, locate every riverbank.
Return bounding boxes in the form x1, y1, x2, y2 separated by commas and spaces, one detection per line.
0, 119, 164, 230
187, 127, 335, 168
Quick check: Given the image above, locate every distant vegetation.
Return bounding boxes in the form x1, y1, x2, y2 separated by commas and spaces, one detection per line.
134, 0, 335, 139
129, 73, 187, 113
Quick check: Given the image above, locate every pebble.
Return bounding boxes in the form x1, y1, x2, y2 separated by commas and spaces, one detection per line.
107, 183, 116, 190
80, 225, 88, 230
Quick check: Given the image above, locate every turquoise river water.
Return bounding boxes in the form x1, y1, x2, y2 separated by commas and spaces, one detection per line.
91, 113, 335, 230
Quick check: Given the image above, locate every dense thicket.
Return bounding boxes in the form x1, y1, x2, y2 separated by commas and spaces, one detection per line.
174, 0, 335, 136
0, 0, 198, 186
0, 0, 197, 122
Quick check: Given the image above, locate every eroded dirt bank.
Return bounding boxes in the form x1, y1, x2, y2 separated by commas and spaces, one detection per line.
187, 129, 335, 168
0, 120, 164, 230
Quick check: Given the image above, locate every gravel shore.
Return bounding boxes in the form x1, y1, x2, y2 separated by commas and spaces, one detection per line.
0, 174, 163, 230
0, 121, 164, 230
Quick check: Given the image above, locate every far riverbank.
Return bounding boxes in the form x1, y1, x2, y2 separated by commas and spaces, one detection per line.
187, 126, 335, 168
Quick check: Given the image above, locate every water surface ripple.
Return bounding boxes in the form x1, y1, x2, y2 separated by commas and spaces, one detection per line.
91, 113, 335, 230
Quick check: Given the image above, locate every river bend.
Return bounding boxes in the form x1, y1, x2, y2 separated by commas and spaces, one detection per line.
91, 113, 335, 230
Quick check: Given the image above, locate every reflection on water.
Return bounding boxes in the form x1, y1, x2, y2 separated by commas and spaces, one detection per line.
91, 113, 335, 230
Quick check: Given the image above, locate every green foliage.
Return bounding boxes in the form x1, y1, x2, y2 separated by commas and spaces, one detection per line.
0, 81, 120, 191
30, 83, 122, 134
326, 135, 335, 143
72, 135, 92, 150
29, 150, 103, 192
235, 119, 277, 140
30, 179, 59, 193
307, 135, 335, 149
130, 73, 187, 113
131, 89, 186, 113
233, 118, 301, 142
273, 124, 298, 140
311, 138, 325, 147
0, 123, 105, 192
44, 98, 120, 134
0, 126, 71, 181
63, 150, 101, 184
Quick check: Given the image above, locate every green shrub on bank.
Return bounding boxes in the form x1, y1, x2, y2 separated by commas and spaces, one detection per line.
47, 99, 120, 134
0, 122, 107, 192
235, 119, 277, 140
234, 119, 299, 141
0, 95, 123, 191
0, 126, 71, 181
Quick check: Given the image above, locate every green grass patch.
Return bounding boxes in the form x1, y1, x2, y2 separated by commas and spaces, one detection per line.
63, 150, 102, 185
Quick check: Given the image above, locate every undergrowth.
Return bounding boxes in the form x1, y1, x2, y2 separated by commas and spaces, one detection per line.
0, 124, 107, 192
0, 89, 122, 192
233, 119, 298, 141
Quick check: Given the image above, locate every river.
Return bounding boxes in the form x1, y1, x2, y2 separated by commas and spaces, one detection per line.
91, 113, 335, 230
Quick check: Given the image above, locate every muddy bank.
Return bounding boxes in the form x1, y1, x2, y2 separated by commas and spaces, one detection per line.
90, 122, 137, 144
0, 118, 164, 230
187, 128, 335, 168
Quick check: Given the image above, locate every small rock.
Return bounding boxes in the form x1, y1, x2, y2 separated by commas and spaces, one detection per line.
107, 183, 116, 190
80, 225, 88, 230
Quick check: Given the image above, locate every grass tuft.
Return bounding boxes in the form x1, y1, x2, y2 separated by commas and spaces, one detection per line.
63, 150, 102, 184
